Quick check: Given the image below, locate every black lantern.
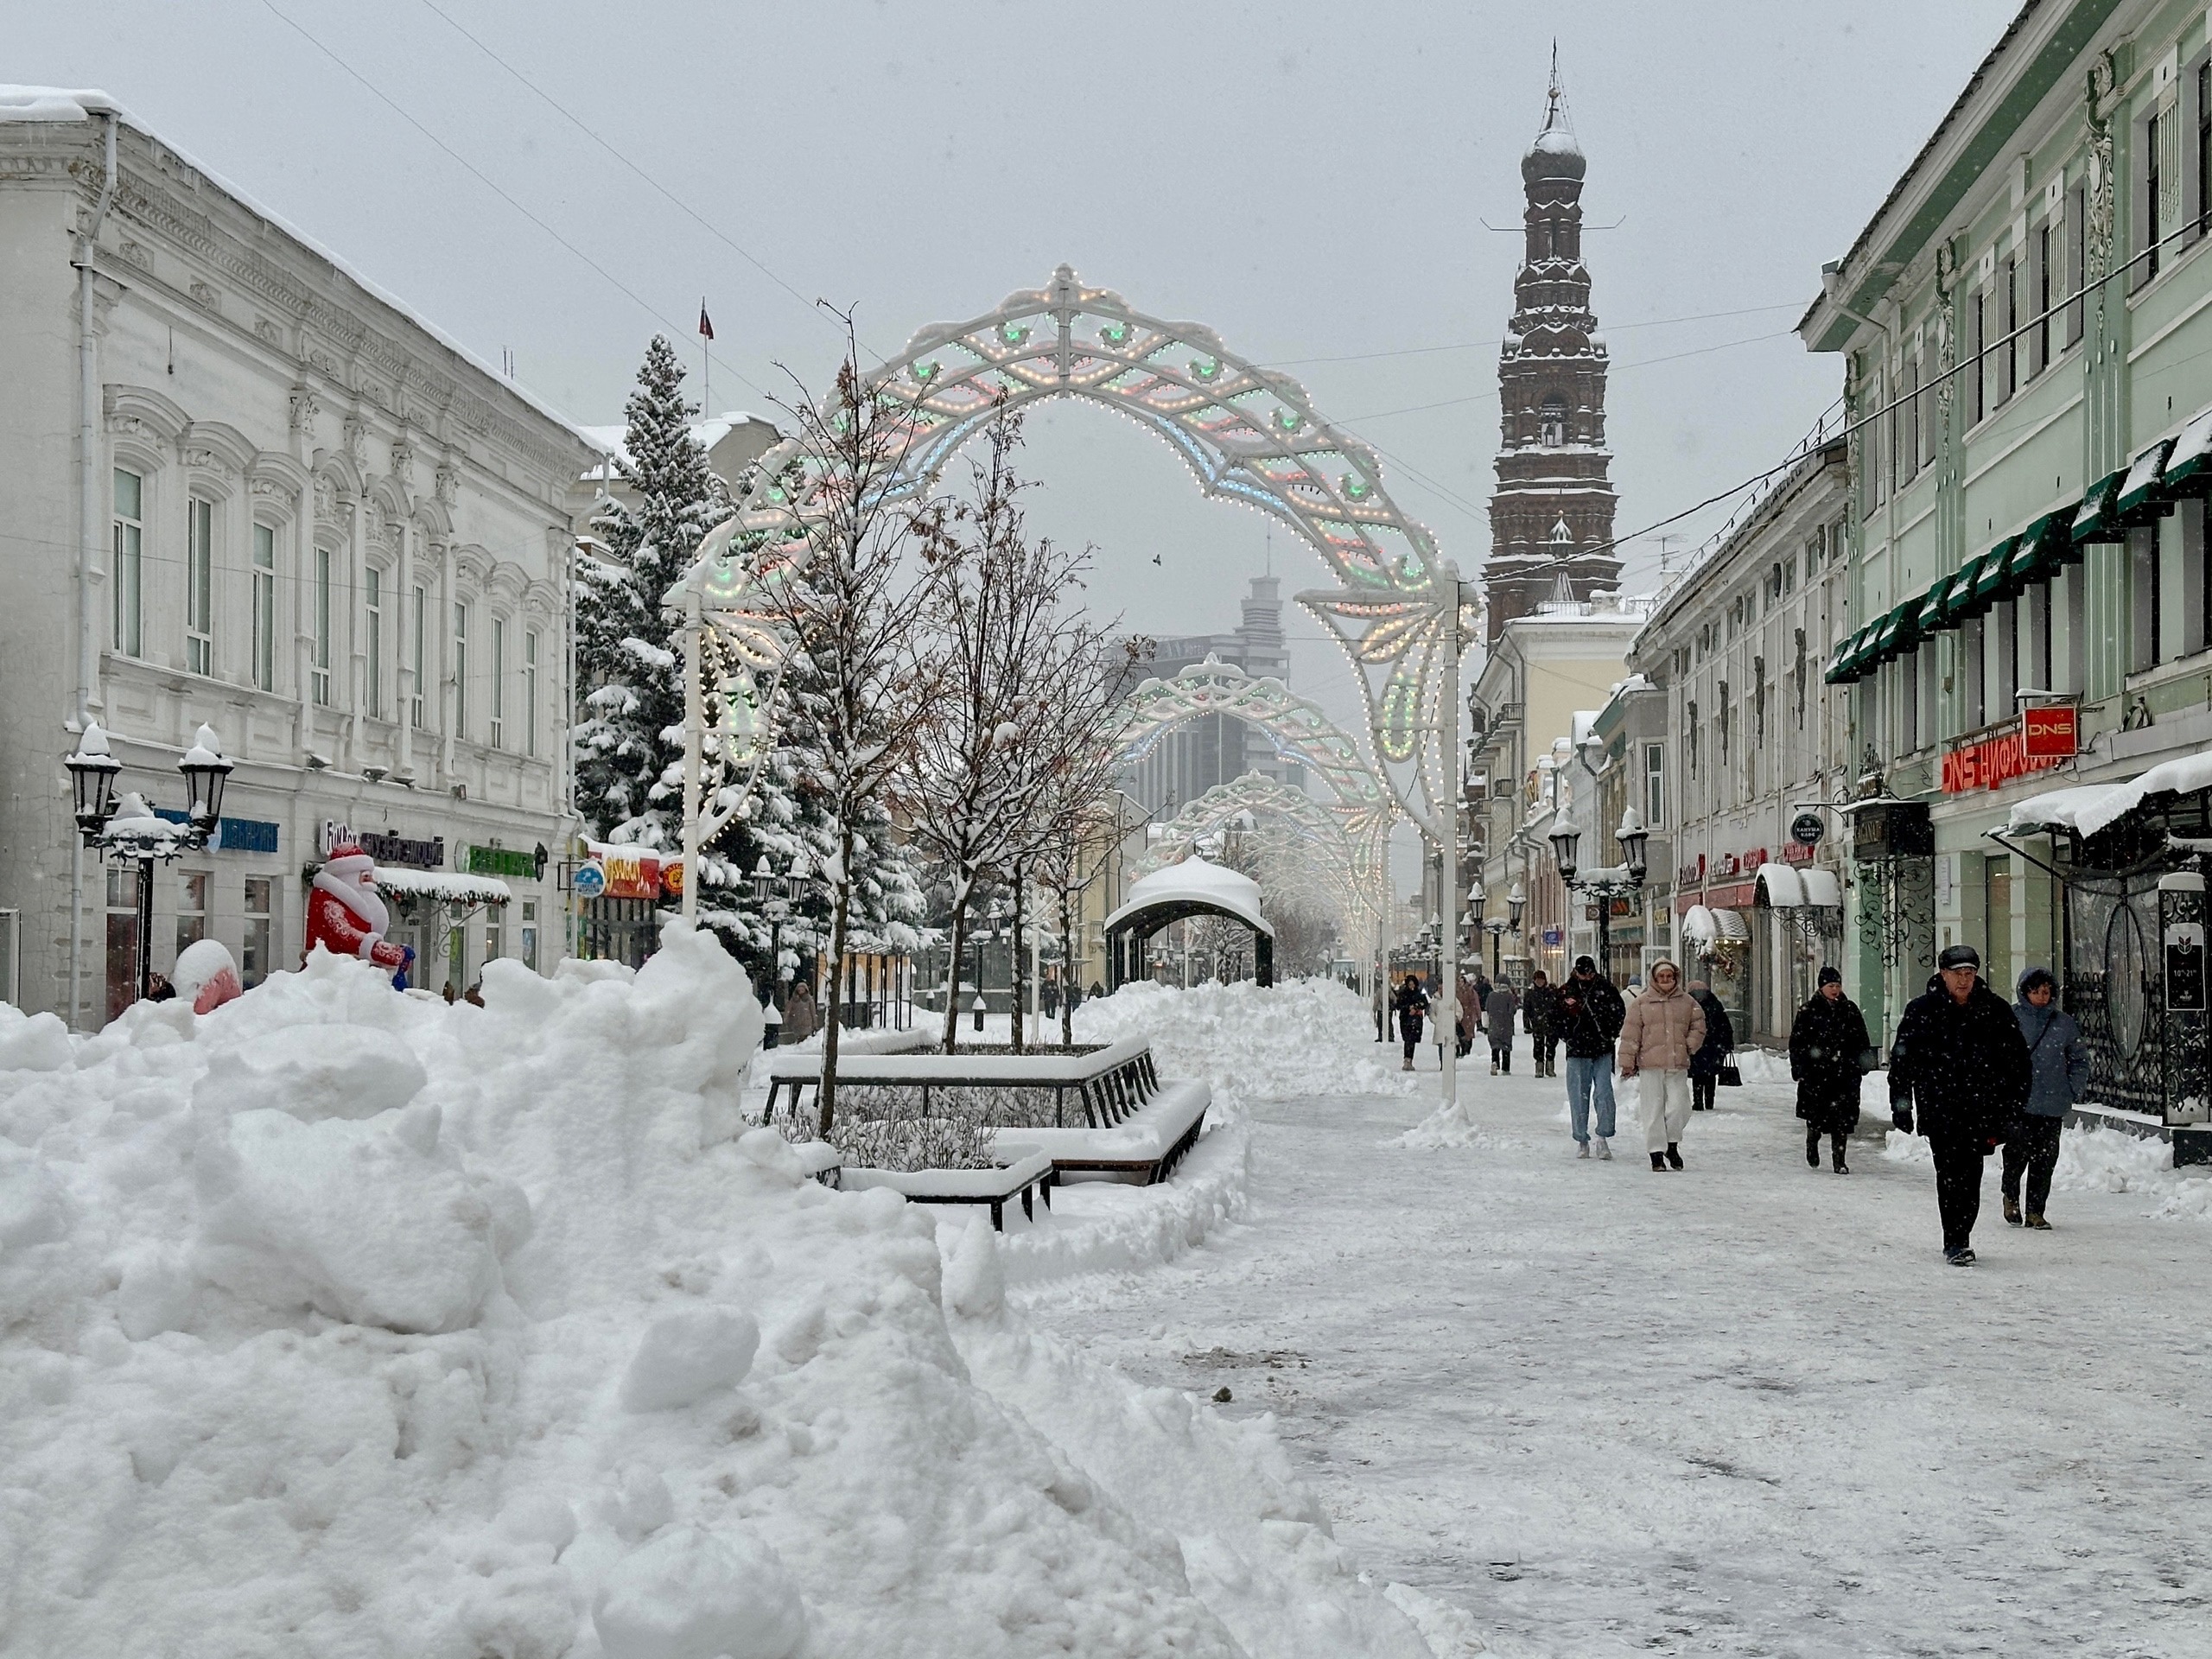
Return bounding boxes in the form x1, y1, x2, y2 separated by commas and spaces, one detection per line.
1616, 805, 1649, 885
1548, 808, 1583, 884
177, 723, 232, 836
1468, 877, 1486, 928
66, 722, 121, 840
750, 854, 775, 905
1508, 881, 1526, 931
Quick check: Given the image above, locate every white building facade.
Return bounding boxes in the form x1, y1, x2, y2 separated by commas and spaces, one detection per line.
0, 92, 597, 1025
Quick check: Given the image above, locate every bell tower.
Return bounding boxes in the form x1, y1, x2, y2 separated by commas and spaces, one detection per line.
1484, 55, 1620, 641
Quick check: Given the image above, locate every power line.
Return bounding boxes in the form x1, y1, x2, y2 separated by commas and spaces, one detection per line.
1338, 329, 1797, 425
1254, 301, 1805, 368
257, 0, 777, 406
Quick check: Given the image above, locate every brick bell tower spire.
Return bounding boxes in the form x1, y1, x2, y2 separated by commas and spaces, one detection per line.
1484, 52, 1620, 641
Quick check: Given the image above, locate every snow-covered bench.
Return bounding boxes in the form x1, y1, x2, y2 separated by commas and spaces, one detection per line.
840, 1147, 1057, 1232
987, 1078, 1211, 1186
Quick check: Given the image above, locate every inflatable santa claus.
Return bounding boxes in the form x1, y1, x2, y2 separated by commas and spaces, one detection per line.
306, 841, 415, 986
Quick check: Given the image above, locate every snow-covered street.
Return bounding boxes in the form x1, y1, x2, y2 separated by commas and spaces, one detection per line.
1020, 1036, 2212, 1657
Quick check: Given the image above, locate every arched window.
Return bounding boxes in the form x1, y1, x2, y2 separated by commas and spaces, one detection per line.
1539, 397, 1567, 448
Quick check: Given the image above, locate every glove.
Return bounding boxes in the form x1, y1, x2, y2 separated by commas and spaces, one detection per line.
400, 945, 416, 965
1891, 1102, 1914, 1135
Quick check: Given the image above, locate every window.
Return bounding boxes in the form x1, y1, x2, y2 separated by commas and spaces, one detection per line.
454, 601, 471, 739
365, 567, 384, 718
242, 875, 273, 988
105, 864, 139, 1025
2132, 523, 2162, 672
485, 912, 504, 966
1994, 597, 2018, 714
524, 628, 540, 758
2026, 583, 2055, 696
2063, 563, 2087, 693
251, 524, 276, 691
1538, 397, 1567, 448
410, 584, 428, 728
175, 868, 208, 959
1899, 358, 1920, 483
1899, 651, 1919, 752
112, 468, 143, 658
1996, 257, 2016, 407
312, 547, 333, 706
2067, 181, 2088, 344
1961, 615, 1986, 730
2147, 109, 2165, 283
491, 617, 506, 750
186, 497, 213, 675
2202, 63, 2212, 235
1971, 291, 1987, 423
1643, 743, 1664, 827
521, 899, 539, 972
2034, 222, 2053, 374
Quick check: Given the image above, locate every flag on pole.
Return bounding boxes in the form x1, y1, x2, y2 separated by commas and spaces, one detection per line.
698, 300, 715, 341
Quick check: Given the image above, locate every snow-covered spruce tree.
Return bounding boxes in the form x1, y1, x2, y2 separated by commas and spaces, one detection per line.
573, 334, 802, 980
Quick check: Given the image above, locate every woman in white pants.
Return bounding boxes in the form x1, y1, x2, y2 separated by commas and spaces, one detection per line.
1615, 959, 1706, 1173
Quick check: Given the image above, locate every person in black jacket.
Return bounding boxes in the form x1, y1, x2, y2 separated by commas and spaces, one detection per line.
1391, 973, 1429, 1072
1557, 956, 1627, 1155
1522, 972, 1562, 1077
1686, 976, 1735, 1111
1789, 966, 1870, 1173
1889, 944, 2032, 1265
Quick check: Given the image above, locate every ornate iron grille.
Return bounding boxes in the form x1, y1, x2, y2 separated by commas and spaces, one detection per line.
2065, 874, 2166, 1116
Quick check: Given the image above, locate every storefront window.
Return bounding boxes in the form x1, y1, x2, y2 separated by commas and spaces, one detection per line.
176, 869, 209, 959
242, 876, 273, 988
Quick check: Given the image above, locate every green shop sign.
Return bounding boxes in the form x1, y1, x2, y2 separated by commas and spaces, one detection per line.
465, 844, 539, 879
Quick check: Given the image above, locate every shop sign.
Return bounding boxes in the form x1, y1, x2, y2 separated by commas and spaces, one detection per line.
661, 858, 685, 897
154, 809, 279, 854
571, 861, 607, 899
1783, 841, 1815, 864
320, 819, 443, 869
2023, 703, 2079, 762
1541, 925, 1564, 947
465, 844, 541, 880
599, 851, 665, 900
1676, 856, 1705, 889
1941, 717, 2069, 794
1713, 852, 1741, 879
1791, 811, 1826, 848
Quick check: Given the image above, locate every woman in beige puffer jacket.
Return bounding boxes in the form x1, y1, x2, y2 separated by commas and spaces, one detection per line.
1616, 959, 1706, 1172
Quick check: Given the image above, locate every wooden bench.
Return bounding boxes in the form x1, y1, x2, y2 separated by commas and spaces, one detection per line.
985, 1078, 1211, 1185
838, 1148, 1057, 1232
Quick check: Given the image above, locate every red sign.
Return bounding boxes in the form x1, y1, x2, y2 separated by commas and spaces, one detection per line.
1941, 717, 2069, 794
602, 851, 664, 899
1714, 853, 1741, 878
1743, 847, 1770, 869
2023, 703, 2079, 762
1676, 855, 1705, 890
1782, 841, 1815, 865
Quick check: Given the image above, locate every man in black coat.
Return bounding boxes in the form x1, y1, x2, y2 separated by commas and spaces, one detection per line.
1686, 976, 1736, 1112
1557, 957, 1627, 1153
1522, 971, 1562, 1078
1889, 944, 2032, 1265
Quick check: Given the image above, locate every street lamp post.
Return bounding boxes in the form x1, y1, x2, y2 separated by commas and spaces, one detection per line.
67, 721, 232, 1007
1548, 802, 1649, 981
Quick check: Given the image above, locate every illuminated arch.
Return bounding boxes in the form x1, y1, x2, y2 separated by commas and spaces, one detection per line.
1112, 656, 1389, 816
1134, 772, 1390, 941
673, 265, 1465, 836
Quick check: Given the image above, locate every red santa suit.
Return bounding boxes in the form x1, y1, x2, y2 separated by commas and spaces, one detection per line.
305, 844, 410, 971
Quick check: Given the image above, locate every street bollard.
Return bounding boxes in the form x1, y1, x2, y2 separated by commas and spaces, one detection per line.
972, 993, 986, 1033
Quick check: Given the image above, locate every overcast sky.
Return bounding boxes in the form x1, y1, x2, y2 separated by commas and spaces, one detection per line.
18, 0, 2018, 860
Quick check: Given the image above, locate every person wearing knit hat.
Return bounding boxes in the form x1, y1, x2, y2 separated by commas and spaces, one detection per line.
1789, 965, 1871, 1173
304, 842, 415, 983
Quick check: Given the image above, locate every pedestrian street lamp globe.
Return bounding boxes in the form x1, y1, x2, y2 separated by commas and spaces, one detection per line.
1468, 876, 1486, 928
178, 724, 234, 836
1615, 805, 1649, 886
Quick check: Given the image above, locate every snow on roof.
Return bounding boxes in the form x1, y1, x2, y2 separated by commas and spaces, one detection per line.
575, 411, 779, 479
372, 868, 512, 906
1105, 856, 1274, 938
1800, 867, 1842, 908
1754, 862, 1806, 908
0, 86, 604, 456
2008, 747, 2212, 839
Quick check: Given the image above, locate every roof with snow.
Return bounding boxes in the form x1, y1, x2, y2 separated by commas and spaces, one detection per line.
2009, 748, 2212, 840
0, 86, 603, 456
575, 411, 781, 480
1104, 857, 1274, 938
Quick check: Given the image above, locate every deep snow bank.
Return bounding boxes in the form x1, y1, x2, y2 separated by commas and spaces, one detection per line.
1072, 978, 1418, 1111
0, 928, 1433, 1657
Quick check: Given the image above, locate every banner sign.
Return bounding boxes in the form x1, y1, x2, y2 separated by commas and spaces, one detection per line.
601, 851, 663, 900
320, 820, 443, 868
2022, 703, 2080, 762
155, 810, 279, 854
1941, 717, 2069, 794
465, 844, 540, 880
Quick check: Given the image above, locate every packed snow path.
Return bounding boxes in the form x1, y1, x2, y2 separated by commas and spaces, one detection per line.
1019, 1039, 2212, 1656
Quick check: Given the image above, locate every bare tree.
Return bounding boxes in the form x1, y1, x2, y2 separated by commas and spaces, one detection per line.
749, 322, 945, 1137
898, 403, 1138, 1051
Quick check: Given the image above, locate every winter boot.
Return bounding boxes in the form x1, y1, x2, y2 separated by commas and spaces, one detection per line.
1596, 1137, 1612, 1160
2002, 1196, 2022, 1226
1401, 1057, 1413, 1072
1666, 1143, 1684, 1171
2025, 1212, 2052, 1230
1649, 1151, 1668, 1173
1832, 1135, 1850, 1175
1490, 1058, 1498, 1075
1806, 1131, 1821, 1169
1944, 1247, 1977, 1266
1577, 1141, 1590, 1160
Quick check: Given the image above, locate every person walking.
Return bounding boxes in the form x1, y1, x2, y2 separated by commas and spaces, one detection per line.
1889, 944, 2031, 1266
782, 980, 817, 1045
1616, 959, 1705, 1172
1558, 955, 1626, 1159
1456, 971, 1480, 1059
1523, 970, 1561, 1077
1484, 979, 1519, 1074
1686, 977, 1734, 1111
1788, 966, 1870, 1173
1392, 972, 1429, 1071
2006, 965, 2090, 1229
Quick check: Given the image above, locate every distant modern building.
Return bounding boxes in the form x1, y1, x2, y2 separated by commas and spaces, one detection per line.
0, 89, 598, 1026
1117, 575, 1303, 815
1484, 66, 1621, 641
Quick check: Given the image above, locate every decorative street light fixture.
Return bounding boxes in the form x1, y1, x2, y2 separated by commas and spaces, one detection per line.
67, 721, 232, 1007
1547, 800, 1648, 981
1507, 880, 1527, 934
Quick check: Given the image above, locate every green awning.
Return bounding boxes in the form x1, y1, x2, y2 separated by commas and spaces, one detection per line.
1972, 538, 2017, 604
1869, 610, 1902, 665
1933, 567, 1975, 626
1915, 583, 1951, 635
1842, 623, 1877, 675
2115, 436, 2175, 521
2164, 406, 2212, 493
1827, 626, 1870, 684
2072, 469, 2126, 544
2005, 512, 2067, 586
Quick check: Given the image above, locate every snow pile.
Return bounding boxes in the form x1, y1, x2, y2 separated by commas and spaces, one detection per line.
0, 925, 1437, 1657
996, 1119, 1252, 1287
1881, 1121, 2212, 1219
1384, 1099, 1491, 1151
1073, 977, 1418, 1109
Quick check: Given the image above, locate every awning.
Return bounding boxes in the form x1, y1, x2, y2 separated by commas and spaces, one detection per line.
1964, 542, 2014, 613
1799, 868, 1843, 908
2116, 436, 2176, 521
1713, 907, 1751, 942
2164, 406, 2212, 493
2071, 468, 2126, 545
1681, 904, 1717, 944
1929, 567, 1974, 629
374, 868, 514, 906
1755, 862, 1807, 908
1827, 625, 1872, 684
2005, 512, 2067, 588
2005, 746, 2212, 840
